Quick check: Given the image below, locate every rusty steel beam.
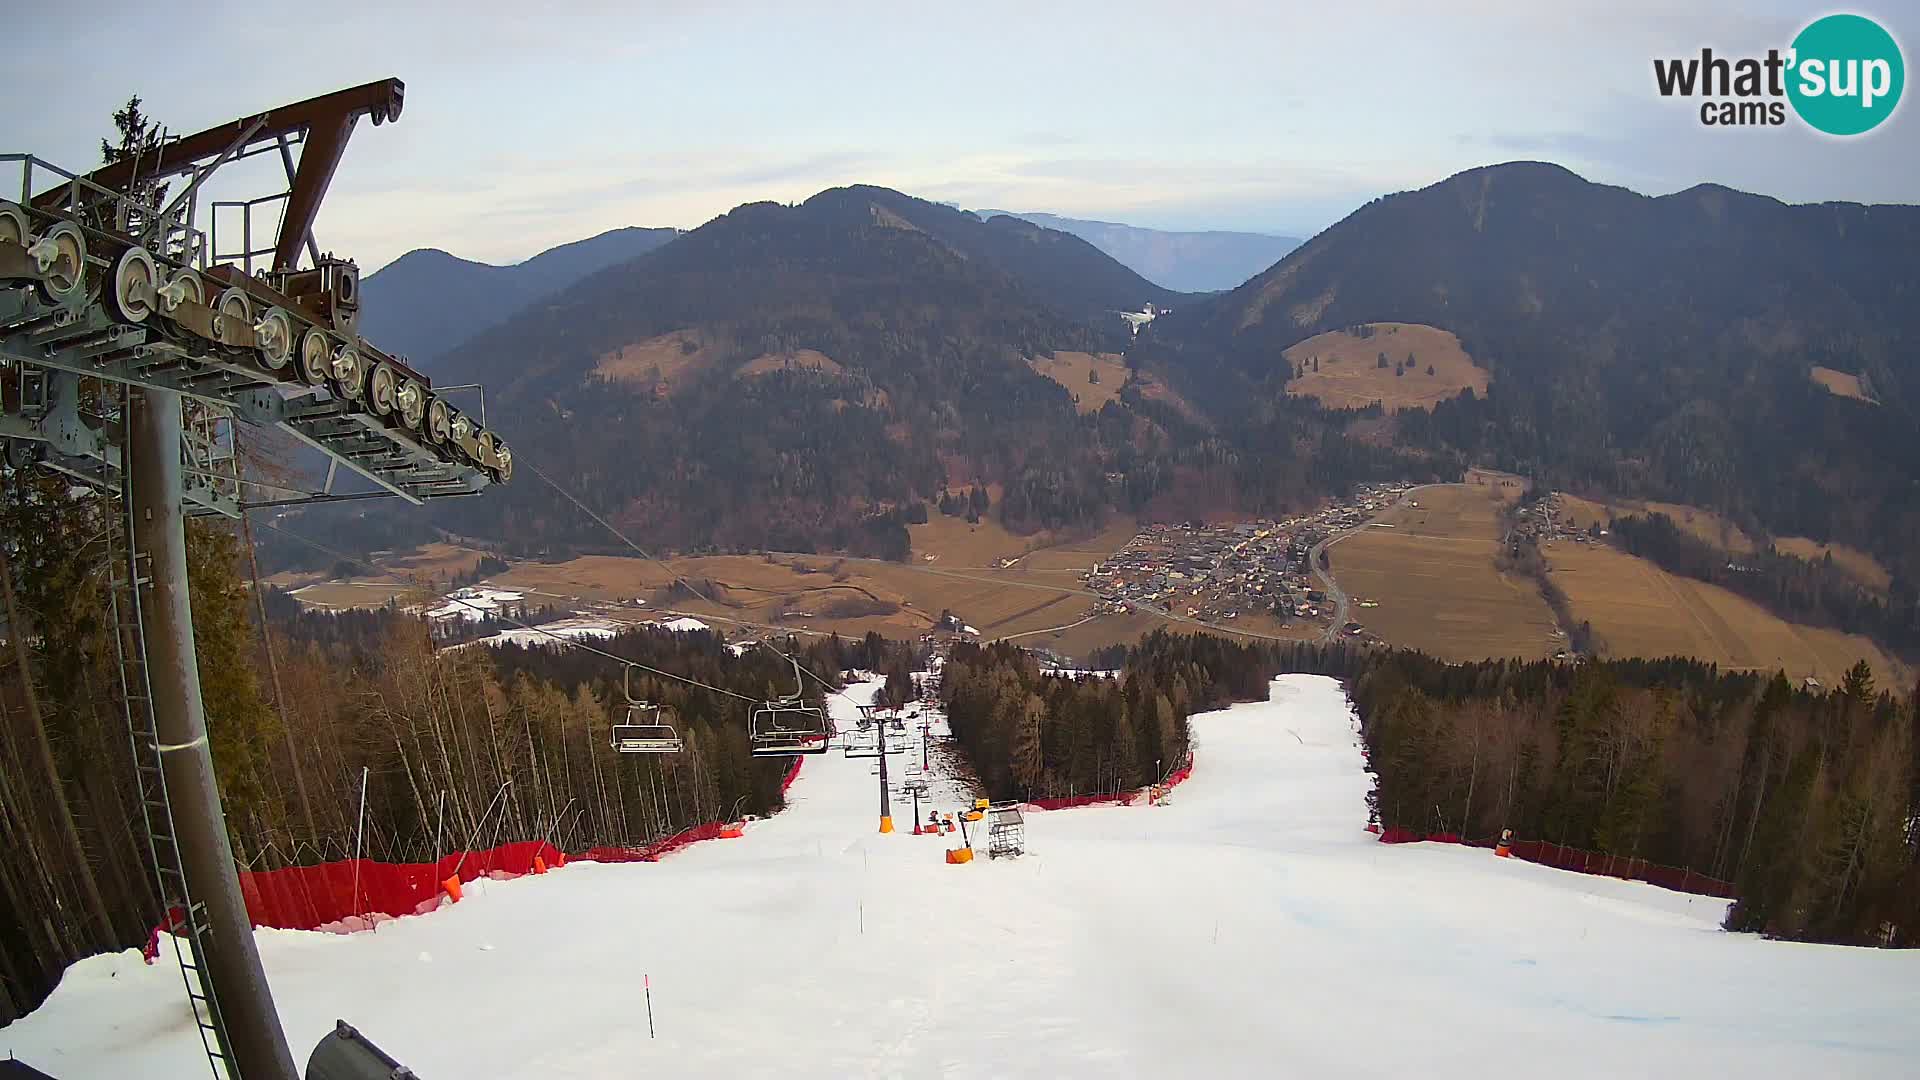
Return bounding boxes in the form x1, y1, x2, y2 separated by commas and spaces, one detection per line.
271, 113, 355, 271
36, 79, 404, 269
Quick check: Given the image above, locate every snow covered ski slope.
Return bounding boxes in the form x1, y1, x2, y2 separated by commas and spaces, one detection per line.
9, 676, 1916, 1077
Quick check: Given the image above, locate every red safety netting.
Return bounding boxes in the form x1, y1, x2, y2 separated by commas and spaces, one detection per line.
1022, 756, 1194, 812
1375, 828, 1735, 899
149, 757, 815, 954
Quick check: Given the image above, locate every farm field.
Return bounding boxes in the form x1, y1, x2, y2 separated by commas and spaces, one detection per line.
484, 533, 1146, 653
1769, 536, 1894, 594
1557, 496, 1896, 596
1282, 322, 1488, 412
1326, 484, 1561, 661
1542, 540, 1908, 686
284, 580, 420, 609
273, 515, 1191, 660
1557, 494, 1758, 552
1810, 364, 1877, 404
1026, 350, 1128, 414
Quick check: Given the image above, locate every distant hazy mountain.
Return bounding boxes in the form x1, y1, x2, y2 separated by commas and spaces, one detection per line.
359, 226, 681, 373
978, 211, 1299, 293
806, 188, 1187, 317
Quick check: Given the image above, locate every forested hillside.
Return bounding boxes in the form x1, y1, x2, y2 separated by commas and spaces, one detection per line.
1144, 162, 1920, 598
381, 184, 1434, 562
358, 226, 681, 374
0, 469, 913, 1016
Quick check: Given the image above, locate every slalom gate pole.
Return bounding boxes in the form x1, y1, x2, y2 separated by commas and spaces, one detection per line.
645, 974, 655, 1039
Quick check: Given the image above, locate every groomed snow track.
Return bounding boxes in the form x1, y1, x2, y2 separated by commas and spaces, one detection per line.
9, 676, 1916, 1077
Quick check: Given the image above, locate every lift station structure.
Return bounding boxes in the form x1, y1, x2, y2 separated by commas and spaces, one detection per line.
1, 78, 506, 1080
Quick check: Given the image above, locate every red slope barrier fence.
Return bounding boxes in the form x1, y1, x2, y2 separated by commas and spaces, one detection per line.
150, 755, 812, 954
1021, 756, 1194, 812
1376, 828, 1736, 899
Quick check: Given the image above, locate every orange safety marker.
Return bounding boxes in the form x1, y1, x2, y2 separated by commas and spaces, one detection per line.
441, 876, 463, 903
533, 856, 548, 874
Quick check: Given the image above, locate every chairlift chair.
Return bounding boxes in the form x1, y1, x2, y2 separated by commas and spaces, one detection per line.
610, 665, 683, 753
749, 657, 833, 757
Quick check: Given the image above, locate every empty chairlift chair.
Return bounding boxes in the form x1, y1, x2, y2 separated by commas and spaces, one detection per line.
610, 665, 683, 753
750, 657, 833, 757
844, 704, 902, 758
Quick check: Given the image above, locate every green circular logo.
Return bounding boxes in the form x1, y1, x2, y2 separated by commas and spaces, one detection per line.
1787, 14, 1904, 135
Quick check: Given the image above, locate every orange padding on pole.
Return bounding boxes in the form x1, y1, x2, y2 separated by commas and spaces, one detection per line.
533, 856, 548, 875
441, 876, 463, 903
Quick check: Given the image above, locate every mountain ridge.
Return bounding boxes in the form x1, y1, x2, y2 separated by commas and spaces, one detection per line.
979, 209, 1300, 293
358, 225, 682, 373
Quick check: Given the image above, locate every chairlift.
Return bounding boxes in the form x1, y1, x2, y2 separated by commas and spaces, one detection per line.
750, 656, 833, 757
846, 704, 907, 757
610, 665, 683, 754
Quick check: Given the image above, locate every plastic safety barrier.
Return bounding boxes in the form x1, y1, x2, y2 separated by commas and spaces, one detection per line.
1375, 828, 1736, 899
148, 755, 813, 953
1022, 757, 1194, 813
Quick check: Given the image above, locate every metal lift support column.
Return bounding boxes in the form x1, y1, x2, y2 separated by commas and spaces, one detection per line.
877, 718, 894, 833
132, 387, 299, 1080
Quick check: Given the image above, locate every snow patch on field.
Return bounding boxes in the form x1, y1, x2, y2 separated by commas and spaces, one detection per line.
461, 617, 620, 649
425, 587, 526, 622
9, 676, 1917, 1078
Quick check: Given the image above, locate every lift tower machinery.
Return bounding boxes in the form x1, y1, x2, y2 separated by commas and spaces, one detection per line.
1, 78, 508, 1080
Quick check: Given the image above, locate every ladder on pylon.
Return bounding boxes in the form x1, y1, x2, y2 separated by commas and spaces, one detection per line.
105, 385, 237, 1080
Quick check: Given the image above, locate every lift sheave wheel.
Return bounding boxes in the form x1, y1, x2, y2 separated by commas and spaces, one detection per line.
425, 396, 452, 445
32, 221, 87, 304
330, 345, 366, 400
395, 379, 426, 430
213, 287, 252, 346
368, 362, 398, 416
297, 327, 332, 385
0, 202, 26, 247
108, 247, 159, 324
158, 267, 203, 314
253, 307, 294, 370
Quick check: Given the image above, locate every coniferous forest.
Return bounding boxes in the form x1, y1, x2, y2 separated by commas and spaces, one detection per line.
0, 468, 918, 1019
946, 631, 1918, 948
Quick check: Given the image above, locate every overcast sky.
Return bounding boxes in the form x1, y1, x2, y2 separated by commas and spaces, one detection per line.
11, 0, 1916, 271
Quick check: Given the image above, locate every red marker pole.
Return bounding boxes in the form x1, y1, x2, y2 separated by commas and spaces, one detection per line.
645, 973, 655, 1039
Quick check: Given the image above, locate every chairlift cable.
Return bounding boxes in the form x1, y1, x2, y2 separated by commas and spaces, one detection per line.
516, 455, 863, 705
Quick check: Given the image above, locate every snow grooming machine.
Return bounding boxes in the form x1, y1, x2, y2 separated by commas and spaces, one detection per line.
749, 656, 833, 756
610, 664, 683, 753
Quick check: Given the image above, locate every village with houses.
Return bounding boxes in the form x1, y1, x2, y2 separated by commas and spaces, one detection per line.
1080, 482, 1417, 635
